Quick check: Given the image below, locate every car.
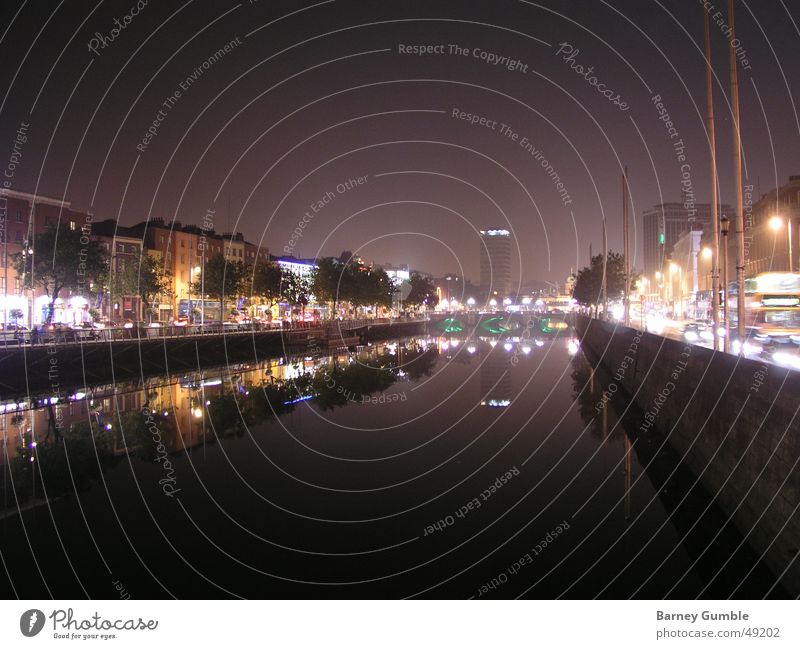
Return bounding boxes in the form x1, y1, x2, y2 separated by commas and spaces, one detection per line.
0, 324, 30, 344
71, 322, 98, 341
682, 322, 712, 344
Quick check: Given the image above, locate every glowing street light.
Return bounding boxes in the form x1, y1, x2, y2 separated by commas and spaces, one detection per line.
702, 247, 713, 260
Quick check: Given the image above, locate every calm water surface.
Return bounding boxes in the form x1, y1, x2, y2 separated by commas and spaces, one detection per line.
0, 334, 784, 598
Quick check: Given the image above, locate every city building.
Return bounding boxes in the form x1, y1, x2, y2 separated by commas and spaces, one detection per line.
642, 201, 732, 280
129, 219, 198, 322
382, 263, 411, 311
272, 255, 316, 278
667, 229, 705, 319
91, 219, 144, 322
746, 175, 800, 276
436, 273, 463, 306
0, 189, 93, 325
479, 229, 511, 299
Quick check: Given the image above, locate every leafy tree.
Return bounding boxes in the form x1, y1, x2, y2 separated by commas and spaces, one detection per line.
12, 225, 108, 323
311, 258, 395, 316
249, 259, 283, 312
110, 250, 171, 322
404, 272, 439, 310
348, 265, 394, 310
280, 267, 311, 317
572, 251, 636, 317
370, 267, 396, 310
311, 257, 346, 314
192, 253, 246, 307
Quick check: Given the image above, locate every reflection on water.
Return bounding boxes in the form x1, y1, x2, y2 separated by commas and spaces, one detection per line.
0, 332, 786, 598
0, 339, 439, 510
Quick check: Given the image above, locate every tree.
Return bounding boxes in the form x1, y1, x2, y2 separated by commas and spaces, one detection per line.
12, 225, 108, 323
572, 251, 635, 317
249, 259, 283, 313
404, 272, 439, 310
192, 253, 246, 307
348, 265, 389, 310
280, 267, 311, 318
311, 257, 346, 314
110, 250, 171, 322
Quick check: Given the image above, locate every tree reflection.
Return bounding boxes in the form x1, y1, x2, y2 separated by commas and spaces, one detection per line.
1, 419, 118, 509
0, 340, 440, 511
570, 352, 622, 440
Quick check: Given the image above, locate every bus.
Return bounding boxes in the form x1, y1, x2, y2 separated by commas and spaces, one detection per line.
541, 295, 577, 314
730, 273, 800, 344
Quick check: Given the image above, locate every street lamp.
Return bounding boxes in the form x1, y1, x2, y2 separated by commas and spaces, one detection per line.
194, 265, 202, 325
769, 216, 794, 273
721, 215, 730, 352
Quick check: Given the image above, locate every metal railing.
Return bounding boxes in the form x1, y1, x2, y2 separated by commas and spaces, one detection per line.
0, 316, 429, 347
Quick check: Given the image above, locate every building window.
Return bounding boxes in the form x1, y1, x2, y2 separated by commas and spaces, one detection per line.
14, 278, 20, 291
117, 244, 124, 253
180, 254, 185, 264
15, 210, 22, 222
69, 220, 76, 231
180, 240, 185, 247
15, 230, 22, 242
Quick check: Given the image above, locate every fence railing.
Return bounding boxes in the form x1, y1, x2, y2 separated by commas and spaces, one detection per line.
0, 316, 429, 347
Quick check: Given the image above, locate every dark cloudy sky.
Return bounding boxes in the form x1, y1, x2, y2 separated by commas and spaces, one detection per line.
1, 0, 798, 286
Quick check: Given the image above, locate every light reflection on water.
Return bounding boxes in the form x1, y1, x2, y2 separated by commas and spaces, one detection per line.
0, 334, 784, 598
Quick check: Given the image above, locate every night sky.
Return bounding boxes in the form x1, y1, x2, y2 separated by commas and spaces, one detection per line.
1, 0, 798, 286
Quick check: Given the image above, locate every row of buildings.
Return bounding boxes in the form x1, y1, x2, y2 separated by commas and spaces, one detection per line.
643, 175, 800, 318
0, 189, 270, 326
0, 187, 541, 327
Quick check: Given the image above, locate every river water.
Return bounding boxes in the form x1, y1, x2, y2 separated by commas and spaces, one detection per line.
0, 333, 785, 598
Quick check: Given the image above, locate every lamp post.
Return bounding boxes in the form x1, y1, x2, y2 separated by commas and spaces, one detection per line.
721, 215, 730, 352
192, 265, 202, 326
702, 247, 713, 320
769, 216, 794, 273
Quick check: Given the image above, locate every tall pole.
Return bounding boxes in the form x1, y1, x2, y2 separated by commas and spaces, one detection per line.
200, 245, 205, 327
704, 5, 721, 351
602, 218, 608, 320
623, 166, 631, 327
722, 219, 730, 352
788, 220, 794, 273
728, 0, 746, 345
